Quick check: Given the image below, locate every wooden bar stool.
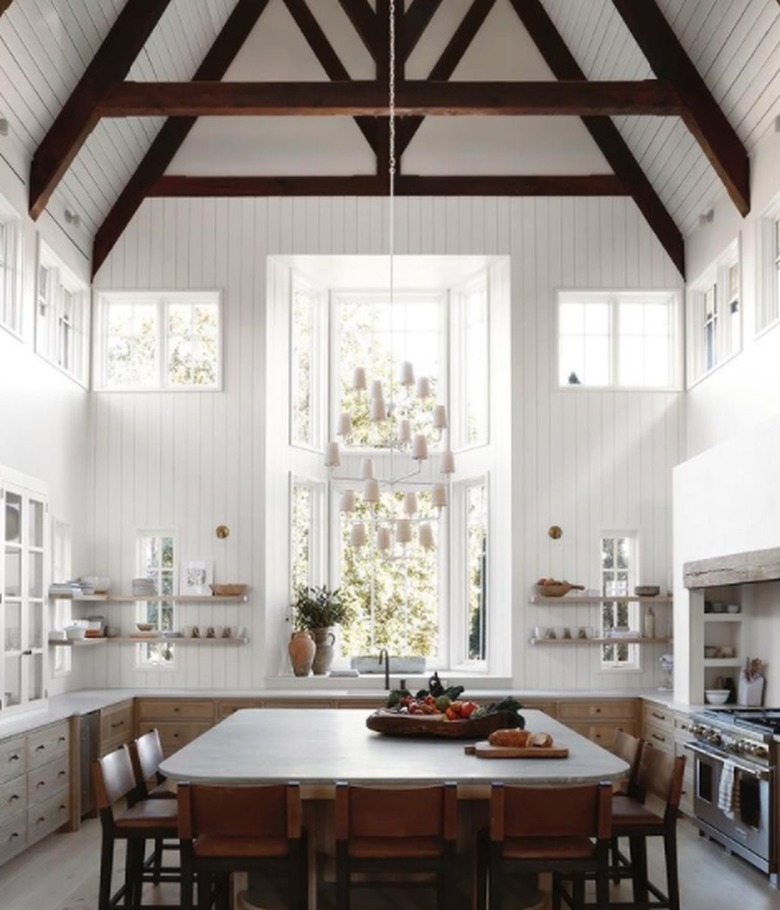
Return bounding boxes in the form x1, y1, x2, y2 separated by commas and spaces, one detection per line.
177, 780, 307, 910
608, 746, 686, 910
610, 730, 644, 882
128, 729, 178, 886
334, 781, 458, 910
477, 781, 612, 910
93, 745, 180, 910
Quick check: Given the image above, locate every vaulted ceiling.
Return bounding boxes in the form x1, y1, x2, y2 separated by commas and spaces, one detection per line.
1, 0, 778, 279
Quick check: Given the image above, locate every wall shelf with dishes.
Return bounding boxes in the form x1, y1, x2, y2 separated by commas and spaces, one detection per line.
530, 595, 672, 604
107, 594, 249, 603
530, 636, 670, 646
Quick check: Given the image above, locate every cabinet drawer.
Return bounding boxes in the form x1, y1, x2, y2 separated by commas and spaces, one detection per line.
263, 699, 336, 709
215, 700, 264, 720
522, 701, 558, 718
643, 721, 674, 754
27, 723, 69, 771
674, 712, 694, 739
642, 702, 674, 731
138, 722, 211, 756
0, 737, 27, 784
566, 721, 638, 750
558, 700, 636, 721
334, 697, 386, 710
27, 790, 70, 845
137, 700, 214, 722
101, 701, 134, 753
0, 776, 27, 824
27, 755, 69, 805
0, 811, 26, 865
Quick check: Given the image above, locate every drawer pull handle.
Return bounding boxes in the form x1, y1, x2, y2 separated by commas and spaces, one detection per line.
36, 816, 45, 824
58, 736, 66, 743
58, 770, 67, 778
652, 734, 666, 743
595, 708, 601, 713
59, 804, 66, 811
8, 794, 19, 803
35, 745, 46, 752
111, 721, 124, 729
652, 712, 664, 720
36, 780, 45, 789
9, 754, 20, 762
173, 707, 180, 713
9, 832, 19, 840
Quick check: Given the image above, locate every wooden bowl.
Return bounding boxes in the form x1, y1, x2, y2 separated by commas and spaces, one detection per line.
365, 709, 524, 739
634, 585, 660, 597
534, 582, 584, 598
210, 584, 249, 597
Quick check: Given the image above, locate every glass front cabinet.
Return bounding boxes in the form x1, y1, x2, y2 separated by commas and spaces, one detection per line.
1, 466, 49, 714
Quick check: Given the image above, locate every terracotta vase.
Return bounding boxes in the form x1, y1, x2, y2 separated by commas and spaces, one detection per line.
288, 630, 316, 677
311, 627, 337, 676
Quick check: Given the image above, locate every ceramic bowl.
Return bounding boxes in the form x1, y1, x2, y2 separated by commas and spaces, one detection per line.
136, 622, 155, 632
704, 646, 719, 658
66, 625, 87, 640
704, 689, 730, 705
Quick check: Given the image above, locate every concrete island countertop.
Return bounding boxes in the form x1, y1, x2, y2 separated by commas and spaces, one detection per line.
0, 685, 700, 740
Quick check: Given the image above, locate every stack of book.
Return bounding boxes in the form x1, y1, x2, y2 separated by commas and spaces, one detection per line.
131, 578, 157, 596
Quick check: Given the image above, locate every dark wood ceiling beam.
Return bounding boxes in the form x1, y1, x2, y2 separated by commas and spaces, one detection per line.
281, 0, 378, 154
148, 173, 627, 197
29, 0, 172, 219
403, 0, 443, 61
337, 0, 379, 59
399, 0, 497, 155
612, 0, 749, 216
0, 1, 14, 17
92, 0, 269, 277
99, 79, 681, 117
508, 0, 684, 277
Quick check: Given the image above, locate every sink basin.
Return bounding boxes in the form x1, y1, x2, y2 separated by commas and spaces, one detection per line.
351, 656, 425, 674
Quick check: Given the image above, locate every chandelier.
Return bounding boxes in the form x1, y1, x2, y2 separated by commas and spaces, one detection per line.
324, 0, 455, 553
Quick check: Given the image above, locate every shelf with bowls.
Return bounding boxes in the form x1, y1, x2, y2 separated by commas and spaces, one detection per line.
48, 637, 107, 647
530, 594, 672, 604
107, 594, 249, 603
531, 636, 670, 646
109, 636, 248, 645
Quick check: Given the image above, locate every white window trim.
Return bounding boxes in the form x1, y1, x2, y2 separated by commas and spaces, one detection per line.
756, 198, 780, 338
289, 473, 327, 600
599, 531, 641, 672
556, 289, 682, 392
450, 271, 491, 452
35, 242, 90, 387
50, 520, 72, 677
135, 529, 178, 669
686, 240, 741, 388
289, 274, 326, 453
95, 290, 223, 392
0, 195, 23, 341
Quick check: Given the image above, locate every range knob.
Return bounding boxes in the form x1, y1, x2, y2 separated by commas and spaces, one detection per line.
707, 731, 722, 746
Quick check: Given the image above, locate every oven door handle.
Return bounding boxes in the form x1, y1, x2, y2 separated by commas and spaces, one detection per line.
684, 742, 772, 780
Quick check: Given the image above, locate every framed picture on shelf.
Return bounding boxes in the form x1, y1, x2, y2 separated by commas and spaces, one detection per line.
181, 559, 212, 595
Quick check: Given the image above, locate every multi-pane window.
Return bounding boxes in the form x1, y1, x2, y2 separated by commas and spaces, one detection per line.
687, 243, 741, 385
35, 245, 89, 385
0, 200, 22, 337
290, 280, 325, 449
137, 532, 175, 666
600, 535, 639, 669
756, 214, 780, 334
51, 521, 72, 676
98, 292, 221, 390
466, 482, 487, 661
451, 277, 489, 448
558, 292, 677, 389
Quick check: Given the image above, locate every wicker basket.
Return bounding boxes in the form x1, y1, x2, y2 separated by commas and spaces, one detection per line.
210, 584, 249, 597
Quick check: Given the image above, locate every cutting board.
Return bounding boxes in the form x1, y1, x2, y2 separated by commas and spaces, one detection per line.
464, 741, 569, 759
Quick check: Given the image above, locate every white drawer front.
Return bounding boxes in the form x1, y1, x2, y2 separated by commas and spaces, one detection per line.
27, 723, 70, 772
0, 738, 26, 785
27, 755, 70, 806
0, 776, 27, 825
0, 811, 26, 865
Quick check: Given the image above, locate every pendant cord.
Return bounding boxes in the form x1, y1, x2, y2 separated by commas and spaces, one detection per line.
388, 0, 396, 503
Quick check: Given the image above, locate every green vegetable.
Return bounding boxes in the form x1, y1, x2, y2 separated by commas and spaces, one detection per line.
386, 687, 411, 708
435, 695, 451, 711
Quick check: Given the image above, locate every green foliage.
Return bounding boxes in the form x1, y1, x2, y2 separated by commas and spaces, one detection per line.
293, 584, 351, 630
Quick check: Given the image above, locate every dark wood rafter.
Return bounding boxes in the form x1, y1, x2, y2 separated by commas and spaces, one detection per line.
148, 174, 627, 197
92, 0, 269, 277
337, 0, 380, 59
0, 1, 14, 17
612, 0, 750, 216
281, 0, 378, 154
508, 0, 685, 277
403, 0, 443, 61
98, 80, 680, 117
398, 0, 497, 156
28, 0, 173, 219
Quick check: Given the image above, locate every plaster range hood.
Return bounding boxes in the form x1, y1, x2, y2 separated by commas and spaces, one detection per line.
683, 547, 780, 589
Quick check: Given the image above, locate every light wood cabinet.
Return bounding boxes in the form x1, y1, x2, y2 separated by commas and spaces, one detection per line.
0, 719, 71, 867
215, 699, 264, 720
136, 698, 215, 756
641, 701, 675, 754
557, 698, 639, 750
100, 700, 134, 755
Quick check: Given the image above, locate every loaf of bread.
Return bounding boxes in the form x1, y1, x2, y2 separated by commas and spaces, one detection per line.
528, 731, 553, 748
488, 728, 530, 747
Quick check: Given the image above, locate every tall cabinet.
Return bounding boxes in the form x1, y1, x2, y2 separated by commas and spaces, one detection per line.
1, 465, 49, 714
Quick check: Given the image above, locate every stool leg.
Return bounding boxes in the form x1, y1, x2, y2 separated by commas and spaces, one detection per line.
335, 844, 350, 910
595, 841, 611, 910
125, 838, 145, 908
98, 829, 115, 910
487, 844, 502, 910
180, 843, 194, 910
664, 827, 681, 910
610, 836, 621, 884
628, 836, 649, 907
551, 873, 562, 910
474, 830, 488, 910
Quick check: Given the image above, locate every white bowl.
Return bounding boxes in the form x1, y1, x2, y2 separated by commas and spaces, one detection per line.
65, 626, 87, 640
704, 689, 730, 705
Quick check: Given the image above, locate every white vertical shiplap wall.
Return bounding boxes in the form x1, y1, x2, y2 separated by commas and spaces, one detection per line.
85, 195, 683, 692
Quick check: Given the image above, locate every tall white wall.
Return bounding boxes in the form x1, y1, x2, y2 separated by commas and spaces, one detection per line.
85, 195, 683, 691
683, 127, 780, 457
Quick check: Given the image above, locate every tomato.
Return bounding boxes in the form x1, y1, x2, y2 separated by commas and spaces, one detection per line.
460, 701, 479, 718
445, 706, 459, 721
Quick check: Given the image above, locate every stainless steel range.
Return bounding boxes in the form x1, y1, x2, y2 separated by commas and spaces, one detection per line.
688, 707, 779, 885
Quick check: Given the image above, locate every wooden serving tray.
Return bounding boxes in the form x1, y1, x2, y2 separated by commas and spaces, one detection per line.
464, 740, 569, 759
365, 709, 524, 739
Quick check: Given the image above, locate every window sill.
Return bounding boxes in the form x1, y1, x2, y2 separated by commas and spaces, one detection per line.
264, 673, 513, 693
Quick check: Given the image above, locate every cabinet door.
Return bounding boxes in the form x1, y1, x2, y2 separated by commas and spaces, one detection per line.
1, 473, 49, 715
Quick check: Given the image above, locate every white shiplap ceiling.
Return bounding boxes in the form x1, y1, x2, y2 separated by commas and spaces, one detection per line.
0, 0, 778, 263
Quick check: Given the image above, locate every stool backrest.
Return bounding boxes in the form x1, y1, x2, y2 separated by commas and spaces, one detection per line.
636, 746, 686, 818
491, 781, 612, 841
131, 729, 165, 785
94, 746, 136, 813
335, 782, 458, 841
178, 781, 302, 840
613, 730, 644, 795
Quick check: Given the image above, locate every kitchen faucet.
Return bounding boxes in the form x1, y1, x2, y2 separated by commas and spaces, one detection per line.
378, 648, 390, 690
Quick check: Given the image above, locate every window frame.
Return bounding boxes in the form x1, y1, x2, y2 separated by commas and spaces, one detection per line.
0, 196, 23, 340
450, 272, 490, 451
35, 242, 90, 387
599, 532, 640, 672
289, 276, 326, 452
556, 290, 681, 391
95, 290, 223, 392
135, 530, 177, 668
289, 474, 327, 599
686, 240, 741, 387
756, 204, 780, 337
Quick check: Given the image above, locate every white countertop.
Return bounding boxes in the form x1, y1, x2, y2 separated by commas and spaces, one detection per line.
158, 708, 630, 787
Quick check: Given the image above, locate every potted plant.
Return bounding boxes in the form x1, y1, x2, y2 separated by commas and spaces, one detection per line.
291, 585, 351, 675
